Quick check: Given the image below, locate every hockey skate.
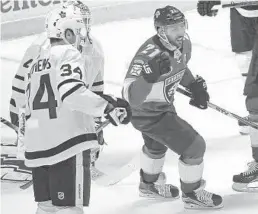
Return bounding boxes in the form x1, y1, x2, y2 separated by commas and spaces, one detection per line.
182, 180, 223, 209
238, 116, 250, 135
139, 172, 179, 200
232, 161, 258, 192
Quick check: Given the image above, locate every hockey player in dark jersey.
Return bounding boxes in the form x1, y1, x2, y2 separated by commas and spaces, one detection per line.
197, 1, 258, 135
122, 5, 223, 209
238, 37, 258, 193
197, 1, 258, 193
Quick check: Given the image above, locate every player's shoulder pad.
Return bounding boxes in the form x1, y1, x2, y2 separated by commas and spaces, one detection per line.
52, 44, 81, 63
136, 36, 161, 60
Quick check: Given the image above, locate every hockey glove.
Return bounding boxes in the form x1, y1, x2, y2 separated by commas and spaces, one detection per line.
188, 76, 210, 109
197, 1, 221, 17
142, 51, 171, 83
102, 95, 132, 126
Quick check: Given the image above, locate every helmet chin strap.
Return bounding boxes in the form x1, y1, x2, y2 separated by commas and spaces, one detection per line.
157, 27, 177, 51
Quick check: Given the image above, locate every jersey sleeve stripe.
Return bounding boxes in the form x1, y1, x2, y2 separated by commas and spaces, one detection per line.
61, 84, 84, 102
24, 133, 97, 160
93, 91, 103, 96
91, 84, 104, 92
122, 78, 136, 102
15, 74, 25, 81
92, 81, 104, 86
57, 79, 85, 90
12, 86, 25, 94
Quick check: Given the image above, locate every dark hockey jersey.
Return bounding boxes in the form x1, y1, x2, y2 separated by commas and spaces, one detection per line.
236, 5, 258, 17
122, 35, 195, 118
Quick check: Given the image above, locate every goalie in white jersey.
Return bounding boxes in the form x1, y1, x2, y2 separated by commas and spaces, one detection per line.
9, 1, 131, 214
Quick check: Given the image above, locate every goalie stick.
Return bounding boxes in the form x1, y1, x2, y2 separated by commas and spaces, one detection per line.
176, 87, 258, 130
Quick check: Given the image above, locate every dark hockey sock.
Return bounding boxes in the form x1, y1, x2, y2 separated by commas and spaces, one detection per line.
180, 179, 201, 194
140, 169, 159, 183
252, 147, 258, 162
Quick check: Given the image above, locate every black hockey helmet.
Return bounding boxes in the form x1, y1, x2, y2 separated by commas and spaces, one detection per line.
154, 5, 186, 30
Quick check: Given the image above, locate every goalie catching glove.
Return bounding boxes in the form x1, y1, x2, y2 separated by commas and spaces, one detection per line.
188, 76, 210, 110
102, 95, 132, 126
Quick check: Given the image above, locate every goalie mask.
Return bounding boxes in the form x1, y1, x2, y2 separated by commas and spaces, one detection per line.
154, 5, 187, 50
45, 1, 92, 51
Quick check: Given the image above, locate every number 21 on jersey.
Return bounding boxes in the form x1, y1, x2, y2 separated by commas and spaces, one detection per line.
141, 44, 161, 58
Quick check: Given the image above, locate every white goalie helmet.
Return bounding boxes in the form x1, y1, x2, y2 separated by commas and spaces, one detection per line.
45, 0, 92, 48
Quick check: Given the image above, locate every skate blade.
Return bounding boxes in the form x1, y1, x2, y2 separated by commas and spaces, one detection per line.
232, 181, 258, 193
184, 203, 224, 210
182, 197, 223, 210
139, 192, 180, 201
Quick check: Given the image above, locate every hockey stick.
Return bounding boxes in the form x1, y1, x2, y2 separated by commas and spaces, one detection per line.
94, 153, 140, 186
212, 1, 258, 10
96, 119, 110, 133
1, 117, 18, 132
19, 180, 33, 190
176, 87, 258, 130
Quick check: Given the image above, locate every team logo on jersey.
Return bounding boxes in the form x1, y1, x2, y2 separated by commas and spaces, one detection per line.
130, 63, 142, 76
163, 69, 185, 103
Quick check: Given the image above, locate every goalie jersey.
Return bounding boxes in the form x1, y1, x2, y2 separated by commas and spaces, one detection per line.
122, 35, 195, 118
10, 34, 108, 167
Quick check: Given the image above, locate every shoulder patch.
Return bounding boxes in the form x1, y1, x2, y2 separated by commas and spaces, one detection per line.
130, 64, 142, 76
